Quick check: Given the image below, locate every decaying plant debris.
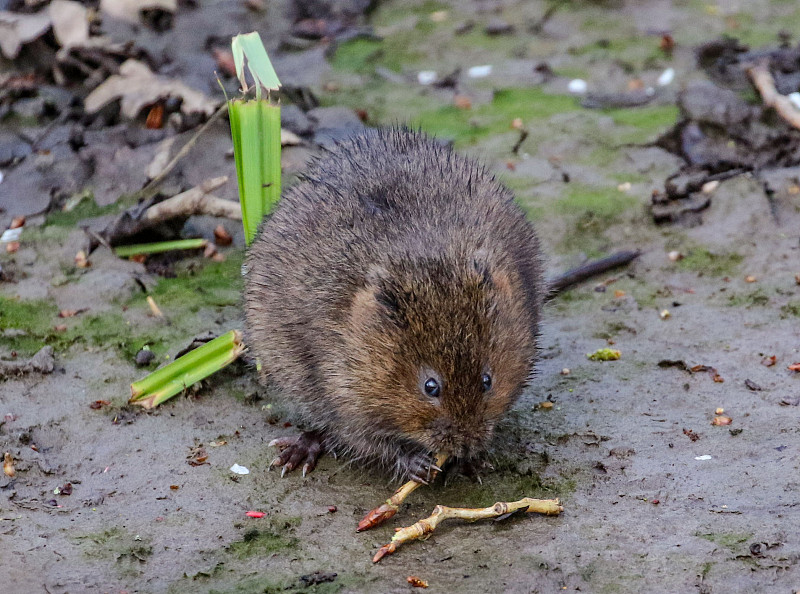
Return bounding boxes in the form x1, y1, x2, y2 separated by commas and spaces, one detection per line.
652, 38, 800, 225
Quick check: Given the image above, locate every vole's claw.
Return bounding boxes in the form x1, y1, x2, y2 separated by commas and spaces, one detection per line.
268, 431, 326, 478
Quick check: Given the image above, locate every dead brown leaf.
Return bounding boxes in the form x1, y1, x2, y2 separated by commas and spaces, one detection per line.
84, 59, 218, 120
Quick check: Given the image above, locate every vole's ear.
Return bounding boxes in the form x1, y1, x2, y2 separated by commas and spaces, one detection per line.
471, 248, 493, 287
365, 265, 402, 318
470, 248, 514, 297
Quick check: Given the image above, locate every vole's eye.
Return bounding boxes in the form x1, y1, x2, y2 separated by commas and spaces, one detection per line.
424, 378, 441, 398
482, 373, 492, 392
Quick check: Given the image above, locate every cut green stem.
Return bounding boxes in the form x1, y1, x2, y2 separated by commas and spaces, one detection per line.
129, 330, 245, 409
229, 99, 281, 244
115, 239, 208, 258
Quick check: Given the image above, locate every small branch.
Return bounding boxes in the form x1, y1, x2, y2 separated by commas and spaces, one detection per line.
747, 59, 800, 130
143, 177, 241, 223
139, 102, 229, 199
546, 250, 641, 297
92, 177, 240, 251
357, 453, 448, 532
372, 497, 564, 563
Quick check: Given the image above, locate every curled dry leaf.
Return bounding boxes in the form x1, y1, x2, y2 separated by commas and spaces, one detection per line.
49, 0, 89, 48
407, 576, 429, 588
3, 452, 15, 477
74, 250, 90, 268
100, 0, 176, 24
788, 363, 800, 372
89, 400, 110, 409
683, 428, 700, 442
84, 59, 218, 120
454, 95, 472, 110
10, 216, 25, 229
213, 225, 232, 246
711, 416, 732, 426
187, 446, 209, 466
761, 355, 777, 367
0, 10, 52, 60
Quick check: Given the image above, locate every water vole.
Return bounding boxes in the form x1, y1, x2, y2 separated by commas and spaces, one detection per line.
244, 128, 543, 481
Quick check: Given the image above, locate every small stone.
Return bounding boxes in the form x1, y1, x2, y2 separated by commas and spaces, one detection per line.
467, 65, 492, 78
701, 180, 720, 194
135, 349, 155, 367
417, 71, 437, 85
560, 368, 570, 376
568, 79, 588, 94
659, 309, 671, 319
744, 275, 756, 283
484, 18, 513, 35
668, 250, 683, 262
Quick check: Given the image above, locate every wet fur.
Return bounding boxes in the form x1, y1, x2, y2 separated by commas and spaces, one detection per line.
245, 128, 543, 480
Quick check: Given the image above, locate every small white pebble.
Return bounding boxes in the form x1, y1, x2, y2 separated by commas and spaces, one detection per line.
230, 463, 250, 475
695, 455, 712, 461
702, 180, 720, 194
657, 67, 675, 86
561, 368, 571, 376
467, 65, 492, 78
429, 10, 447, 22
789, 92, 800, 110
1, 227, 22, 243
667, 250, 683, 262
617, 182, 632, 192
417, 70, 437, 85
660, 309, 671, 319
568, 79, 587, 94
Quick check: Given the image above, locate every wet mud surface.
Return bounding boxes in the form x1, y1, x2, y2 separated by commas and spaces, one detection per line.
2, 1, 800, 592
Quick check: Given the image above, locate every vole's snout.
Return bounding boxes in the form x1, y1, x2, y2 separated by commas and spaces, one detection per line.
427, 415, 490, 458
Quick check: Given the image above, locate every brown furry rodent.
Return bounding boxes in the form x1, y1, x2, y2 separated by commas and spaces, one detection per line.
244, 128, 543, 482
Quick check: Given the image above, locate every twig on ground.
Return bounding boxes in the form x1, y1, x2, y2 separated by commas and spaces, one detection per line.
357, 453, 449, 532
142, 177, 240, 222
747, 59, 800, 130
546, 250, 641, 297
139, 102, 229, 199
91, 176, 240, 251
372, 497, 564, 562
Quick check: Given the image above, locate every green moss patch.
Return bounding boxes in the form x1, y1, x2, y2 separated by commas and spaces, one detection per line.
227, 516, 301, 559
697, 531, 752, 552
413, 88, 581, 147
677, 248, 743, 277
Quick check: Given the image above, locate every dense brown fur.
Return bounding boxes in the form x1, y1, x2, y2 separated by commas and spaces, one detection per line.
244, 128, 543, 480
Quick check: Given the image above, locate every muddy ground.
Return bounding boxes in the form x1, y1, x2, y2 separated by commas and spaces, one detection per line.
2, 0, 800, 592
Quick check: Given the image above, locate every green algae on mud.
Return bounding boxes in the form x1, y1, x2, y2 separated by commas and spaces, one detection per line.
0, 251, 244, 361
72, 527, 153, 577
677, 248, 744, 277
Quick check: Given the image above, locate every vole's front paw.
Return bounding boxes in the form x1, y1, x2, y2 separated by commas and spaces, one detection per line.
399, 451, 442, 484
269, 430, 325, 477
456, 458, 494, 485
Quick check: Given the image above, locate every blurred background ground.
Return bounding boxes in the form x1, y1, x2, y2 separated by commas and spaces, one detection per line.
1, 0, 800, 592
